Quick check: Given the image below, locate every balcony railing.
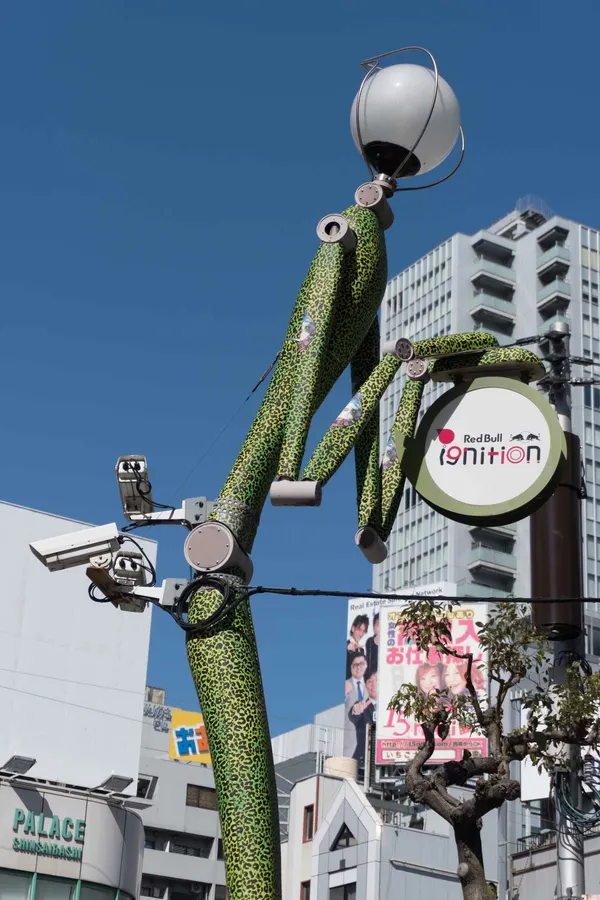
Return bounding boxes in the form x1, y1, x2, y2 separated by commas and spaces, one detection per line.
459, 582, 511, 599
537, 244, 570, 271
468, 544, 517, 572
470, 293, 516, 323
537, 279, 571, 303
471, 258, 516, 287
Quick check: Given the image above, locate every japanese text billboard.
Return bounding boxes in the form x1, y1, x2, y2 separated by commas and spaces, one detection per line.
342, 582, 457, 765
376, 602, 488, 764
169, 708, 211, 764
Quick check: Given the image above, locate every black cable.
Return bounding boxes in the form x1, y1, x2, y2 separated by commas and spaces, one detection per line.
244, 586, 596, 603
169, 575, 248, 635
168, 353, 280, 503
88, 583, 113, 604
117, 533, 157, 588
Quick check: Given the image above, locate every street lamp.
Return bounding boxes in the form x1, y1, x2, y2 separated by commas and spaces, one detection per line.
351, 47, 463, 195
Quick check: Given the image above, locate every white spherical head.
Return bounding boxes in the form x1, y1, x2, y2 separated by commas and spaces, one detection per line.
351, 63, 460, 177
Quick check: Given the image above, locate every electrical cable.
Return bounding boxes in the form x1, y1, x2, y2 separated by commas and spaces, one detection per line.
168, 353, 280, 503
156, 574, 249, 635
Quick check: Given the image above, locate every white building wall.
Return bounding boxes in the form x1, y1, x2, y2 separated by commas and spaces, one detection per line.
0, 501, 155, 792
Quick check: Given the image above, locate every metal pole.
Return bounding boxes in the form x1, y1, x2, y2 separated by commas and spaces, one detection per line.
530, 321, 585, 900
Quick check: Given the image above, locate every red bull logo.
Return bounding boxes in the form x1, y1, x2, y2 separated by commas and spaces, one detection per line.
436, 428, 542, 466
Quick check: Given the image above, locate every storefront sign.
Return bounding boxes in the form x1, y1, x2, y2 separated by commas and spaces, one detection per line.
169, 708, 211, 764
396, 377, 566, 525
12, 807, 85, 859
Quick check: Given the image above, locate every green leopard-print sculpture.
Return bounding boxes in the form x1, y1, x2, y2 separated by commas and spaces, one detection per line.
186, 203, 387, 900
183, 191, 546, 900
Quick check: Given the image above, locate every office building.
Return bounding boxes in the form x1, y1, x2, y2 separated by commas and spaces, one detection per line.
376, 197, 600, 640
0, 501, 156, 898
138, 690, 228, 900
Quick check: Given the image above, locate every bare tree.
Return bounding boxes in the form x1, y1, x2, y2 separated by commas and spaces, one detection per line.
388, 600, 600, 900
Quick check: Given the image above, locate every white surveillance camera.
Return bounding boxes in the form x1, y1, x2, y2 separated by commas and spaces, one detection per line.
116, 456, 154, 520
112, 550, 146, 587
30, 524, 121, 572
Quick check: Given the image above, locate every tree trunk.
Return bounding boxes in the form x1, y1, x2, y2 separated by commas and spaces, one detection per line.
454, 821, 490, 900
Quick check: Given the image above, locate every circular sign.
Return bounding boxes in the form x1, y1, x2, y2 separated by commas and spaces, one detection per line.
398, 377, 567, 525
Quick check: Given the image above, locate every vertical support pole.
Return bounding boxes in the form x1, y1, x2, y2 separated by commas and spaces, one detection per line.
530, 321, 585, 900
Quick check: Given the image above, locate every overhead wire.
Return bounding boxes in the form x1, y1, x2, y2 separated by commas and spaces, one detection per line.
167, 353, 280, 503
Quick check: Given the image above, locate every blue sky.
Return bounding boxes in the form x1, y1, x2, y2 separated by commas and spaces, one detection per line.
1, 0, 599, 738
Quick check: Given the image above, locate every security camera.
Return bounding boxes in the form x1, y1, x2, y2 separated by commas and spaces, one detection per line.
116, 456, 154, 520
30, 523, 121, 572
112, 550, 146, 587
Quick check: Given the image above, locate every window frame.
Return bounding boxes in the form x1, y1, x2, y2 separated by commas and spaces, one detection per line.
300, 880, 311, 900
302, 804, 315, 842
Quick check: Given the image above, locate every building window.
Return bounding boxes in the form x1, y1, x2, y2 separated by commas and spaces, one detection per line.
170, 836, 213, 858
137, 775, 158, 799
331, 824, 357, 850
0, 872, 31, 900
215, 888, 229, 900
186, 783, 218, 810
145, 838, 156, 849
140, 881, 167, 898
303, 804, 315, 842
330, 885, 357, 900
171, 885, 210, 900
301, 881, 311, 900
217, 838, 225, 860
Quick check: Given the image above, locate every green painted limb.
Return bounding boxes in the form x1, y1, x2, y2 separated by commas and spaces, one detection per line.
413, 332, 499, 358
312, 206, 388, 409
214, 238, 349, 551
351, 317, 383, 532
302, 353, 402, 487
186, 577, 280, 900
277, 242, 346, 479
380, 379, 425, 539
428, 346, 544, 380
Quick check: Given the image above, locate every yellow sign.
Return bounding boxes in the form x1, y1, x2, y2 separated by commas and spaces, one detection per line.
169, 708, 211, 764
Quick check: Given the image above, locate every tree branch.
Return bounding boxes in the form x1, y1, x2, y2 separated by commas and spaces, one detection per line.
405, 721, 456, 824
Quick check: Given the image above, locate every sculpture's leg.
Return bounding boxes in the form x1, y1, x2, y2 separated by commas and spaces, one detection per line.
183, 206, 388, 900
276, 242, 346, 480
350, 317, 385, 559
301, 351, 402, 486
186, 578, 279, 900
380, 378, 426, 539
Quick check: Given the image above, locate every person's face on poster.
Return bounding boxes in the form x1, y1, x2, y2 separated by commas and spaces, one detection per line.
351, 623, 367, 644
366, 671, 377, 701
444, 662, 467, 695
418, 666, 441, 695
350, 656, 367, 681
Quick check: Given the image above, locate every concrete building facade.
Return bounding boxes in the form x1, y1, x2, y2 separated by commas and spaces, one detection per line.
138, 696, 227, 900
376, 197, 600, 631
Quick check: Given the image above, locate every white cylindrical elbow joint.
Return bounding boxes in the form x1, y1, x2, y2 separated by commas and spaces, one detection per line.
316, 215, 357, 253
382, 337, 414, 361
270, 480, 322, 507
355, 526, 388, 564
354, 182, 394, 231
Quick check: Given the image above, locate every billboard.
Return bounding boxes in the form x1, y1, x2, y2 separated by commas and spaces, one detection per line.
342, 582, 457, 763
169, 708, 211, 764
376, 602, 488, 764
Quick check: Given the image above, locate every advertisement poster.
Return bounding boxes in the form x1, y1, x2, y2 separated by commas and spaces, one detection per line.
376, 602, 488, 764
342, 582, 457, 764
169, 708, 211, 764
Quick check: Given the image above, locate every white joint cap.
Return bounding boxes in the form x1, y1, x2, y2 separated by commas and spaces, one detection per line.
355, 526, 388, 564
270, 480, 322, 507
